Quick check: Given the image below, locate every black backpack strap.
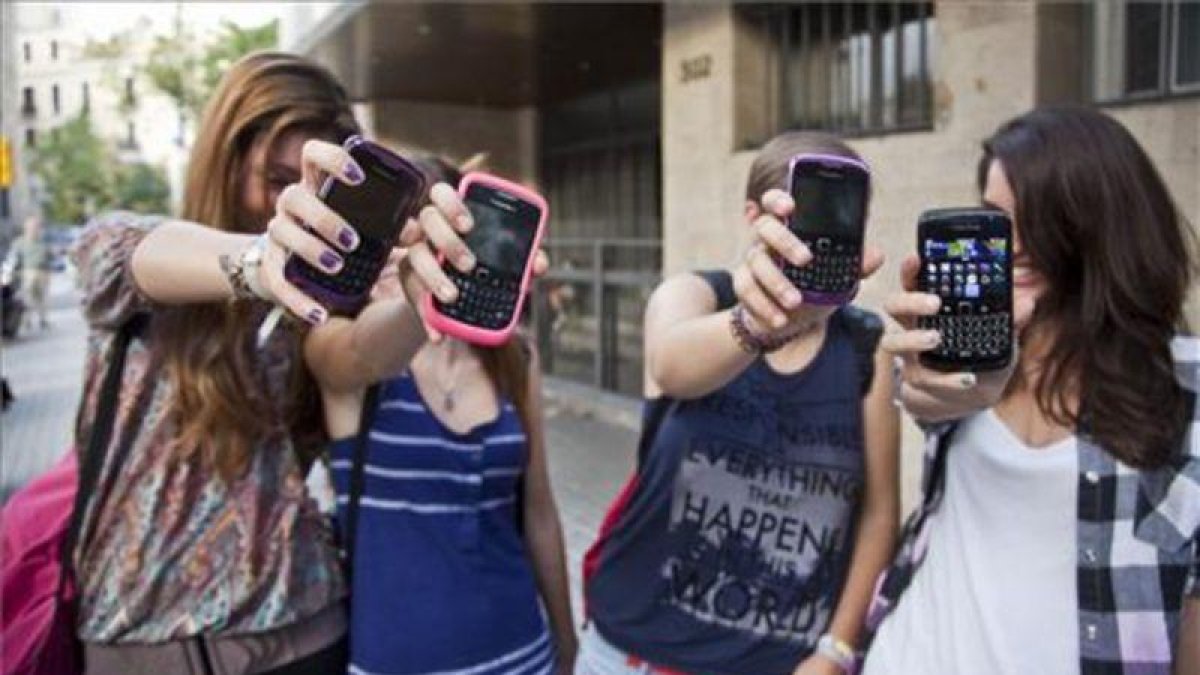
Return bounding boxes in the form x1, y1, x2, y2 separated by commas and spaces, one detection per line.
61, 314, 147, 583
836, 306, 885, 397
694, 269, 737, 311
343, 383, 381, 587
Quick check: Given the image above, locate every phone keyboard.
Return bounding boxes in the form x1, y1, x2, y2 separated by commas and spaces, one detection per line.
295, 236, 386, 295
919, 313, 1012, 361
785, 238, 860, 294
436, 266, 520, 330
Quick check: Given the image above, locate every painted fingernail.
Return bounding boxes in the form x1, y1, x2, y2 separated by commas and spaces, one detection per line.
344, 162, 364, 184
306, 307, 327, 326
960, 373, 977, 388
319, 250, 343, 272
457, 214, 473, 232
337, 227, 358, 250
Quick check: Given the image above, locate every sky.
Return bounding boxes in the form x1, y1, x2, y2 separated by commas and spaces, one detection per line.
44, 2, 296, 41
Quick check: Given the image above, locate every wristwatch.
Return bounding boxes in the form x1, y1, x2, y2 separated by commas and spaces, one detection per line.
219, 234, 271, 302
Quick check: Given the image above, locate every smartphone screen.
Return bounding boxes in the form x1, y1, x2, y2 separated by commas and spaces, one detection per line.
324, 157, 421, 242
790, 165, 868, 239
922, 236, 1009, 311
918, 208, 1013, 371
462, 183, 540, 278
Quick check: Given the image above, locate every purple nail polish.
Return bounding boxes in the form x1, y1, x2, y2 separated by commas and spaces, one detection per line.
345, 163, 364, 184
306, 308, 327, 326
319, 250, 342, 271
337, 228, 358, 250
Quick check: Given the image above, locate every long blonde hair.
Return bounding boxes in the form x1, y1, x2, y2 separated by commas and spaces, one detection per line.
162, 52, 358, 479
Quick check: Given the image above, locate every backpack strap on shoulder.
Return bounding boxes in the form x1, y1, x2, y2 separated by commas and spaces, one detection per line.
694, 269, 737, 312
837, 306, 884, 397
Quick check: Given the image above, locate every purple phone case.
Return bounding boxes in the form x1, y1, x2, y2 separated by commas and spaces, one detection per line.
786, 153, 872, 306
283, 136, 425, 316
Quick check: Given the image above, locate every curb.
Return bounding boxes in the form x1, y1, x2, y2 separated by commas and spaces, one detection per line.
543, 375, 642, 432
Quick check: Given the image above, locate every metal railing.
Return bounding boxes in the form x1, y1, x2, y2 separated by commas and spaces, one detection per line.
528, 237, 661, 396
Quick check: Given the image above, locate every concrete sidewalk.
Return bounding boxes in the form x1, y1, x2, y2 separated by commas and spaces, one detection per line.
1, 272, 88, 503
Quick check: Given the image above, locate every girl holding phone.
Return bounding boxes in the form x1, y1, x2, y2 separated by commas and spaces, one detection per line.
863, 106, 1200, 674
301, 156, 577, 674
68, 53, 474, 673
577, 132, 899, 675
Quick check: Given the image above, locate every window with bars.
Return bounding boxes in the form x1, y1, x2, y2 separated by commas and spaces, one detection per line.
743, 2, 936, 137
1088, 0, 1200, 102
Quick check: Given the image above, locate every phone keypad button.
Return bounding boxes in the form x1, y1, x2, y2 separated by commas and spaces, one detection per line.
785, 238, 860, 295
436, 267, 520, 330
294, 236, 386, 296
919, 312, 1012, 363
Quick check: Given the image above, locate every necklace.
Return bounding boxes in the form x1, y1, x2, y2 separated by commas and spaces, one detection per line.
422, 343, 464, 413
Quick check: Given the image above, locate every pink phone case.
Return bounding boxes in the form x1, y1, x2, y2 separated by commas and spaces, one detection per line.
423, 172, 548, 347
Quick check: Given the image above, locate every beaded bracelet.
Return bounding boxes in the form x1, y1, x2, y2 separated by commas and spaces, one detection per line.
729, 305, 814, 354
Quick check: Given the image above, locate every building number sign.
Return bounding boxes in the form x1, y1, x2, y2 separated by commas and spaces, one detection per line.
681, 55, 713, 83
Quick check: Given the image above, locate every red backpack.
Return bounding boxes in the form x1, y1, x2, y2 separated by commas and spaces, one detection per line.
1, 317, 142, 674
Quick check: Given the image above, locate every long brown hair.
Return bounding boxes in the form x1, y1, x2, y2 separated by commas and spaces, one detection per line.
412, 154, 535, 434
162, 52, 358, 479
980, 106, 1195, 468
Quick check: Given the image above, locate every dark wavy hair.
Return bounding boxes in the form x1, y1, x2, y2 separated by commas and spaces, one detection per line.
979, 106, 1195, 468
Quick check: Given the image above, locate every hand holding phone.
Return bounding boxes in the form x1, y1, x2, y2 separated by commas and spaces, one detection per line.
784, 154, 871, 306
423, 173, 548, 346
916, 208, 1013, 371
283, 136, 426, 317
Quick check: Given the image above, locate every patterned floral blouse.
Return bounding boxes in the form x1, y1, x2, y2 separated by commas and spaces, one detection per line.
69, 212, 345, 643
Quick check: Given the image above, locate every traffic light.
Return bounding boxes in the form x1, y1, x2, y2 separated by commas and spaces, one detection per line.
0, 136, 11, 188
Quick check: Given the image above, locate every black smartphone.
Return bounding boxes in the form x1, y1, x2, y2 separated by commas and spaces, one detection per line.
784, 153, 872, 306
284, 136, 426, 316
917, 208, 1013, 371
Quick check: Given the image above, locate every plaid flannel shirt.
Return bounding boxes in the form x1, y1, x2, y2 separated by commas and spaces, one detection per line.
864, 337, 1200, 674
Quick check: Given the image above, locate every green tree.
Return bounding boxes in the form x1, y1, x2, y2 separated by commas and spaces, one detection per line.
28, 116, 114, 224
27, 116, 170, 223
142, 16, 278, 122
201, 20, 279, 94
113, 163, 170, 214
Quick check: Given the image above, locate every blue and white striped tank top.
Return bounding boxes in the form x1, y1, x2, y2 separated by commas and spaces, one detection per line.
330, 373, 554, 675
